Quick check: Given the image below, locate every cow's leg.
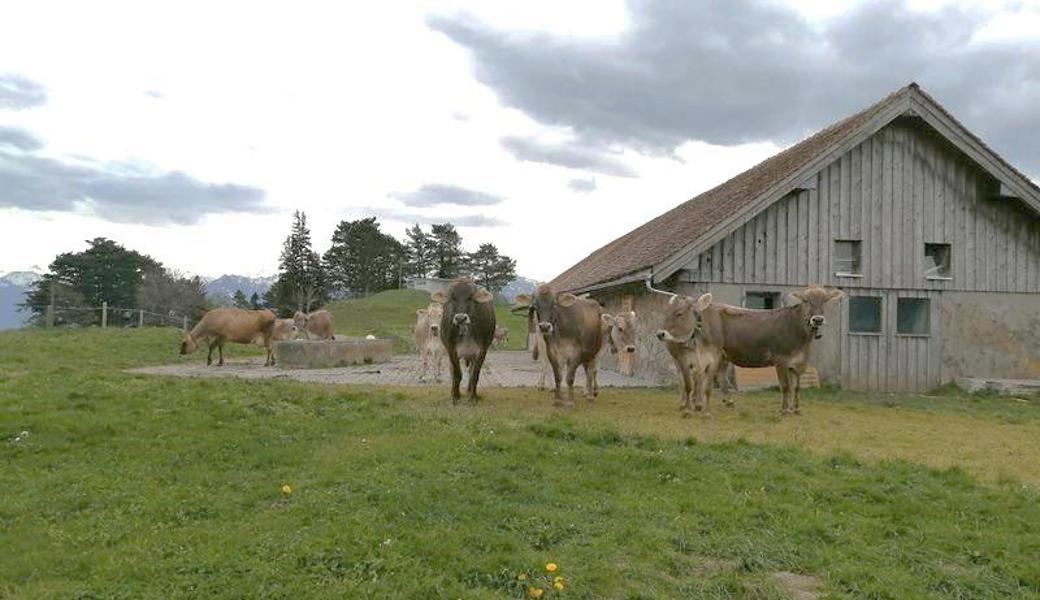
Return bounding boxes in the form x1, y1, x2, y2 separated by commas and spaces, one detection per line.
792, 366, 804, 415
679, 359, 695, 417
207, 342, 215, 366
546, 346, 566, 406
448, 350, 463, 404
217, 342, 224, 367
565, 360, 579, 406
434, 349, 443, 382
775, 365, 792, 415
467, 348, 489, 402
266, 336, 275, 366
722, 362, 737, 407
584, 359, 599, 400
700, 362, 717, 417
419, 349, 428, 381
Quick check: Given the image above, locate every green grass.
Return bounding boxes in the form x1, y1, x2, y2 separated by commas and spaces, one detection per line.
323, 289, 528, 352
3, 328, 1040, 598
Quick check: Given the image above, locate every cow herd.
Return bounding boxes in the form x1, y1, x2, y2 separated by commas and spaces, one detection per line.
178, 277, 842, 416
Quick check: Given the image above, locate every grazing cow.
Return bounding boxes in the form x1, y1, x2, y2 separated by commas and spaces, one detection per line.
658, 286, 842, 415
414, 303, 445, 382
293, 309, 334, 340
431, 279, 496, 403
181, 308, 277, 366
255, 318, 297, 345
515, 284, 604, 406
492, 325, 510, 349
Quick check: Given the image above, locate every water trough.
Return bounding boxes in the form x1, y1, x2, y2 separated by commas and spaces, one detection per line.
275, 338, 393, 369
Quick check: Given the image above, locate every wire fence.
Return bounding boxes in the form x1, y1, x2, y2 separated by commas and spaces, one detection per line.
40, 302, 191, 330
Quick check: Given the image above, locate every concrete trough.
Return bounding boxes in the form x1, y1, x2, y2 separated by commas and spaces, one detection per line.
275, 338, 393, 369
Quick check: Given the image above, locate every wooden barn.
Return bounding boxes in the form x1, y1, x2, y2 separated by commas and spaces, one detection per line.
550, 83, 1040, 392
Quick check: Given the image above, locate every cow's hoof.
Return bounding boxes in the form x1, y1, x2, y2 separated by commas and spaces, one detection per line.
793, 408, 803, 416
681, 410, 694, 419
723, 399, 736, 408
780, 409, 794, 416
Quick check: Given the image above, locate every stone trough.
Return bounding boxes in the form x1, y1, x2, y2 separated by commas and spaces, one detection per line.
275, 338, 393, 369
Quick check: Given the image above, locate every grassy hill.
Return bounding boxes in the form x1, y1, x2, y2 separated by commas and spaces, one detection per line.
323, 289, 529, 352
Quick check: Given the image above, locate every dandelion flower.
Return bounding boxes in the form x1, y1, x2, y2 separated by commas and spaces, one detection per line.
281, 484, 292, 495
528, 587, 543, 598
554, 582, 565, 591
517, 573, 527, 581
545, 562, 557, 572
553, 576, 564, 584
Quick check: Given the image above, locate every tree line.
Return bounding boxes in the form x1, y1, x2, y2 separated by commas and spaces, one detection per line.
22, 213, 516, 325
263, 211, 516, 315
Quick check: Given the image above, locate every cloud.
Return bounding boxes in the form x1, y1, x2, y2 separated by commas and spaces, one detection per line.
0, 74, 47, 110
500, 136, 636, 177
428, 1, 1040, 176
391, 183, 503, 207
144, 89, 164, 99
568, 177, 597, 193
363, 206, 505, 227
0, 126, 44, 152
0, 133, 268, 225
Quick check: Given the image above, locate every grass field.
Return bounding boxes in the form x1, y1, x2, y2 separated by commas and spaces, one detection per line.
3, 328, 1040, 598
323, 289, 529, 352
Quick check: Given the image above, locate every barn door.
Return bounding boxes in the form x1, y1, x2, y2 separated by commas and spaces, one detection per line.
840, 289, 942, 392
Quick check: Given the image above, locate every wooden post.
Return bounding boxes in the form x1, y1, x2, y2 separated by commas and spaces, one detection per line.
138, 309, 145, 328
182, 315, 188, 331
46, 280, 55, 327
101, 302, 108, 328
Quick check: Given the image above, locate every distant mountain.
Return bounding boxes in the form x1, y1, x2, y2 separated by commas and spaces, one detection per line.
499, 276, 541, 302
204, 274, 276, 305
0, 271, 41, 330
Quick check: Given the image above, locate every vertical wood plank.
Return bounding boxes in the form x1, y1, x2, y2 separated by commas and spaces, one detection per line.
882, 128, 894, 289
872, 134, 884, 288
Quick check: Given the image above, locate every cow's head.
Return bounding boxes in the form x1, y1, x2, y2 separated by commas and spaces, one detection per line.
426, 303, 444, 335
179, 331, 197, 355
292, 310, 308, 330
787, 286, 843, 339
603, 311, 637, 354
656, 293, 712, 344
431, 279, 492, 336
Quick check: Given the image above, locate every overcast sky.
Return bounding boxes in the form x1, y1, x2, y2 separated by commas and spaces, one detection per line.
2, 0, 1039, 281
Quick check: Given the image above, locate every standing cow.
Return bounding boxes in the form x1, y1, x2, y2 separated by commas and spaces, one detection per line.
657, 286, 842, 415
515, 284, 604, 407
293, 309, 334, 340
181, 307, 278, 366
414, 303, 445, 382
492, 325, 510, 350
431, 279, 496, 404
655, 293, 723, 417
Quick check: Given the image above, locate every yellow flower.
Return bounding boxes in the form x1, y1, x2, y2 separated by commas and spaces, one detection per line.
554, 582, 565, 591
553, 576, 564, 584
528, 586, 543, 598
545, 562, 558, 572
281, 484, 292, 495
517, 573, 527, 581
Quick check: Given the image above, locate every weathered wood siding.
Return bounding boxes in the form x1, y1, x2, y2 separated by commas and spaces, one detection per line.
681, 118, 1040, 293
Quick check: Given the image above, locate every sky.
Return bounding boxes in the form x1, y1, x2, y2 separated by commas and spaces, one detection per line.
2, 0, 1039, 281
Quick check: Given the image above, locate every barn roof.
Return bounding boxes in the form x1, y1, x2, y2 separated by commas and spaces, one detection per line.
549, 83, 1040, 293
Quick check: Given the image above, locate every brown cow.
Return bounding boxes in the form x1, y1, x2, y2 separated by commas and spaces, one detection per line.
255, 318, 297, 345
414, 303, 445, 382
293, 309, 334, 340
431, 279, 496, 404
658, 286, 842, 415
181, 307, 277, 366
602, 310, 637, 355
655, 294, 723, 416
492, 325, 510, 350
515, 284, 604, 407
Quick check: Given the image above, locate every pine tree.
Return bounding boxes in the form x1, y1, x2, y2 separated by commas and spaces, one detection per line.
404, 224, 433, 278
232, 289, 249, 308
324, 217, 405, 296
430, 223, 464, 279
249, 292, 261, 309
466, 243, 517, 293
270, 211, 327, 315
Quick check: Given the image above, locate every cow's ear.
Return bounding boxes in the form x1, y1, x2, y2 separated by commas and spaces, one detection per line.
601, 313, 616, 326
513, 293, 531, 307
416, 308, 426, 316
474, 287, 493, 303
628, 311, 637, 320
695, 293, 712, 311
787, 291, 804, 305
827, 288, 844, 303
557, 293, 578, 307
431, 290, 448, 303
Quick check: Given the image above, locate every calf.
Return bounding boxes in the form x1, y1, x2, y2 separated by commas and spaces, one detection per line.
492, 325, 510, 350
413, 303, 445, 382
515, 284, 604, 407
255, 318, 297, 345
181, 308, 277, 366
431, 279, 496, 403
293, 309, 334, 340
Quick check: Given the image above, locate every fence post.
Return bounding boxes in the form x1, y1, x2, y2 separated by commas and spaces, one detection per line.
46, 281, 55, 327
101, 302, 108, 328
139, 309, 145, 328
182, 315, 188, 331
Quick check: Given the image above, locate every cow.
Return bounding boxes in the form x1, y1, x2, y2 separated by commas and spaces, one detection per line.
514, 284, 604, 407
414, 303, 445, 382
255, 318, 297, 345
293, 309, 334, 340
655, 293, 724, 417
602, 310, 637, 355
431, 278, 496, 404
492, 325, 510, 350
657, 286, 843, 415
180, 307, 277, 366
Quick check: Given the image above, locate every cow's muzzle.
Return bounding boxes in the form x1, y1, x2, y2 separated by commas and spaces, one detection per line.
810, 315, 825, 327
655, 329, 673, 342
624, 345, 636, 353
430, 324, 440, 334
453, 313, 471, 326
538, 321, 553, 334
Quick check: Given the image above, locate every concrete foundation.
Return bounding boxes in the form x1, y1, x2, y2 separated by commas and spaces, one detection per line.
275, 338, 392, 369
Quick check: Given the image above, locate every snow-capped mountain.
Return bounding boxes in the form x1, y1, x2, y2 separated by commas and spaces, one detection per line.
204, 274, 277, 305
0, 271, 41, 330
499, 276, 542, 302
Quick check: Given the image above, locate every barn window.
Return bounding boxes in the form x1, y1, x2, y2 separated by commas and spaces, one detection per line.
925, 243, 951, 279
834, 240, 862, 276
849, 296, 882, 333
897, 298, 930, 335
745, 291, 781, 309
